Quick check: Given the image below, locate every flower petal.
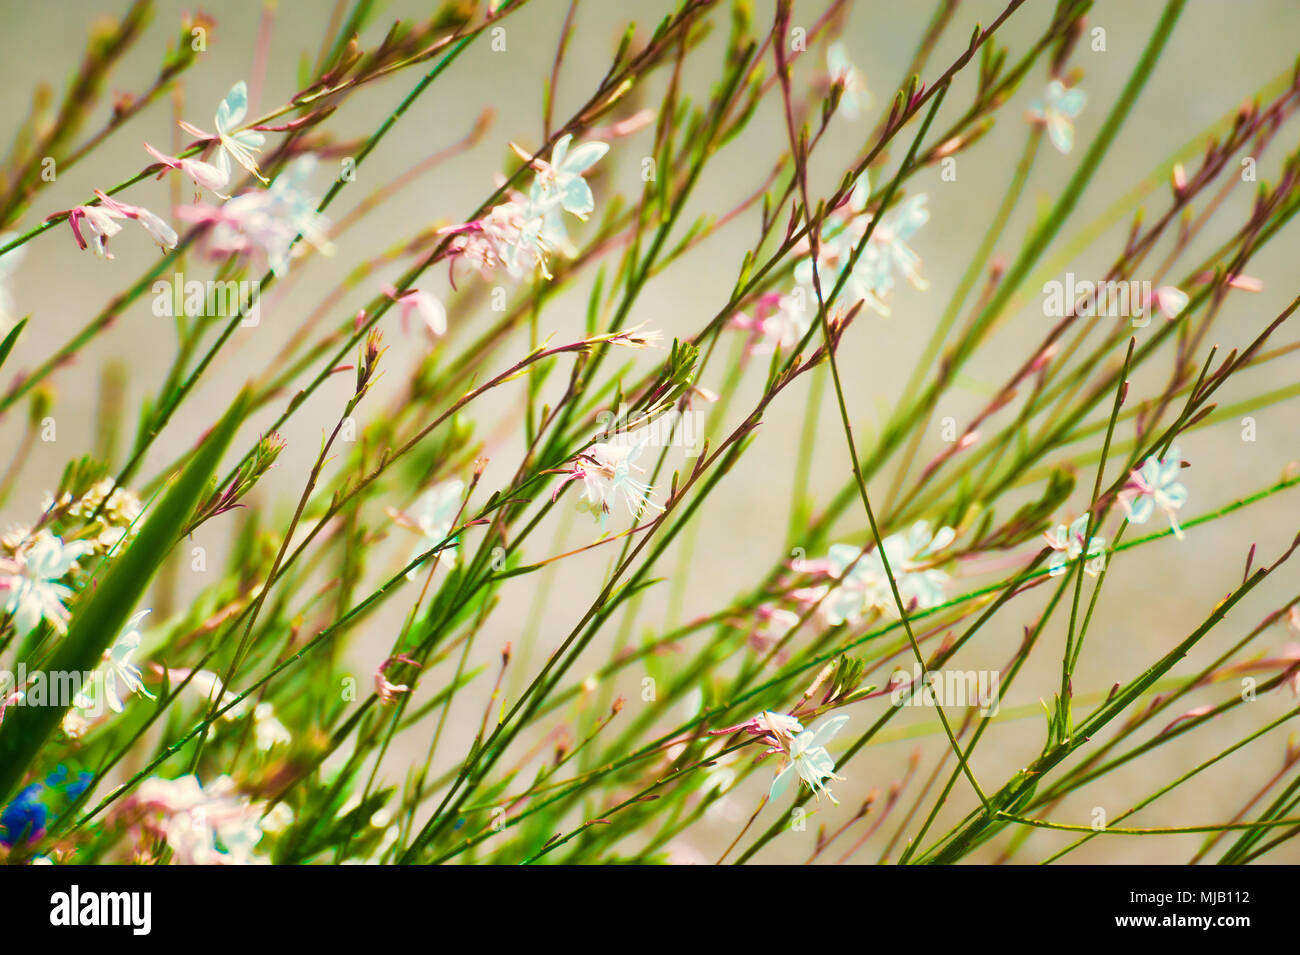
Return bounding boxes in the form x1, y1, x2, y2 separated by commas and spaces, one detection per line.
808, 714, 850, 748
216, 81, 249, 134
769, 762, 794, 802
561, 140, 609, 175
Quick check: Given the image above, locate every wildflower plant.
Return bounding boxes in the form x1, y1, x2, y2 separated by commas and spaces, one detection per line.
0, 0, 1297, 877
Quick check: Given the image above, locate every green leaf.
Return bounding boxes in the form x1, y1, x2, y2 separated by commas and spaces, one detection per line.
0, 317, 27, 372
0, 389, 249, 805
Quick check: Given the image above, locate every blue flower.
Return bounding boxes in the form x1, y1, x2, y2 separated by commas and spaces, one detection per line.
0, 783, 47, 846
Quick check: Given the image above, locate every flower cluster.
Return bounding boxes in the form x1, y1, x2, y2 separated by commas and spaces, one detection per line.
118, 774, 289, 865
795, 175, 931, 309
796, 521, 955, 625
178, 155, 332, 277
1, 477, 148, 637
442, 133, 608, 282
42, 80, 317, 276
732, 173, 931, 353
51, 478, 144, 552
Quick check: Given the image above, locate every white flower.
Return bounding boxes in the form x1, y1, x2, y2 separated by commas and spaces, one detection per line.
178, 81, 268, 185
827, 42, 871, 120
861, 194, 930, 294
529, 134, 609, 220
253, 703, 291, 751
0, 231, 27, 329
1120, 445, 1189, 539
525, 134, 609, 254
1, 532, 92, 635
102, 610, 155, 713
1028, 79, 1086, 154
769, 714, 851, 804
558, 436, 664, 531
402, 479, 464, 578
816, 522, 954, 624
1045, 515, 1106, 577
177, 156, 332, 277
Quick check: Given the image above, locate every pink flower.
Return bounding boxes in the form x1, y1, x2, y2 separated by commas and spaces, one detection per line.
54, 191, 177, 258
144, 142, 229, 196
121, 775, 278, 865
441, 197, 553, 281
747, 605, 801, 654
1149, 285, 1189, 320
174, 157, 331, 277
730, 291, 810, 354
708, 710, 804, 755
382, 284, 446, 337
1192, 271, 1263, 293
374, 655, 419, 705
63, 204, 122, 256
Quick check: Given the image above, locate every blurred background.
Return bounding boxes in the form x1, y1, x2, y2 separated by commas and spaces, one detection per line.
1, 0, 1298, 863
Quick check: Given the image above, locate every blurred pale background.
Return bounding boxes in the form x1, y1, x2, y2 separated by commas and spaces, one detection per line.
1, 0, 1298, 863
